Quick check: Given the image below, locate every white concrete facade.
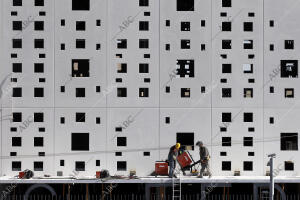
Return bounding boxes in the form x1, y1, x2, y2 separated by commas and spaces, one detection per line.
0, 0, 300, 178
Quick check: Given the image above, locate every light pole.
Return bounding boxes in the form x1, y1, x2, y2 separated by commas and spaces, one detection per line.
267, 153, 276, 200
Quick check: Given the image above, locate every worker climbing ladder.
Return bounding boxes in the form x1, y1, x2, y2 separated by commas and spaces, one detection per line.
172, 168, 181, 200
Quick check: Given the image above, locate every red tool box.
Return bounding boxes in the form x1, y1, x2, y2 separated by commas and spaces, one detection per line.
177, 151, 192, 168
155, 161, 169, 176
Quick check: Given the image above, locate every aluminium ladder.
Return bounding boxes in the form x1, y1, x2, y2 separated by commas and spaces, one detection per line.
172, 168, 181, 200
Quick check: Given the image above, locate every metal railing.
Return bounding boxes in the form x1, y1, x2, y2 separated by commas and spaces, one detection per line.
3, 193, 300, 200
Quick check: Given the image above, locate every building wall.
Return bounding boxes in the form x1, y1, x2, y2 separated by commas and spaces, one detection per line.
0, 0, 300, 177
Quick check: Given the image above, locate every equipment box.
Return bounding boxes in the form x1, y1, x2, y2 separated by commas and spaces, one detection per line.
155, 161, 168, 176
177, 151, 192, 168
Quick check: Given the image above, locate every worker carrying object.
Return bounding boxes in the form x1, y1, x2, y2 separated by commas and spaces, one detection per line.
168, 143, 180, 178
196, 141, 212, 178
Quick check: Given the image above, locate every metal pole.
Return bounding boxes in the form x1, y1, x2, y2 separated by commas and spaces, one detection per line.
270, 157, 274, 200
268, 154, 276, 200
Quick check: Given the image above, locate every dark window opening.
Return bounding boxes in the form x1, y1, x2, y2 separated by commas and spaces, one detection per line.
117, 39, 127, 48
244, 161, 253, 171
222, 88, 231, 98
166, 20, 170, 26
96, 117, 101, 124
72, 0, 90, 10
12, 161, 21, 171
34, 137, 44, 147
244, 22, 253, 32
96, 160, 100, 166
13, 39, 22, 48
60, 160, 65, 166
115, 127, 122, 132
10, 152, 17, 156
248, 152, 255, 156
201, 20, 205, 27
222, 22, 231, 31
248, 127, 255, 132
244, 88, 253, 98
34, 21, 44, 31
35, 0, 44, 6
96, 20, 101, 26
34, 87, 44, 97
244, 113, 253, 122
12, 112, 22, 122
13, 21, 22, 30
76, 112, 85, 122
115, 152, 122, 156
177, 0, 194, 11
13, 0, 22, 6
269, 117, 274, 124
176, 60, 194, 77
244, 40, 253, 49
34, 63, 44, 73
281, 60, 298, 78
222, 113, 231, 122
220, 152, 227, 156
75, 161, 85, 171
117, 63, 127, 73
60, 117, 65, 124
281, 133, 298, 151
285, 40, 294, 49
176, 132, 194, 150
76, 21, 85, 31
144, 152, 150, 156
166, 86, 170, 93
12, 88, 22, 97
222, 161, 231, 171
139, 21, 149, 31
285, 88, 294, 98
165, 117, 170, 124
181, 88, 190, 98
139, 88, 149, 97
270, 86, 274, 93
117, 88, 127, 97
222, 137, 231, 146
244, 137, 253, 146
222, 64, 232, 73
139, 39, 149, 48
181, 40, 190, 49
222, 40, 231, 49
72, 59, 89, 77
117, 137, 127, 146
34, 113, 44, 122
72, 133, 89, 151
222, 0, 231, 7
139, 0, 149, 6
76, 39, 85, 48
285, 161, 294, 171
139, 63, 149, 73
13, 63, 22, 73
181, 22, 190, 31
270, 20, 274, 27
117, 161, 127, 171
12, 137, 22, 146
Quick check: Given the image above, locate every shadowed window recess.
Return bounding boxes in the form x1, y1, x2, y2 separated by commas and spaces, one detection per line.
176, 60, 194, 78
72, 133, 89, 151
72, 59, 89, 77
176, 132, 194, 150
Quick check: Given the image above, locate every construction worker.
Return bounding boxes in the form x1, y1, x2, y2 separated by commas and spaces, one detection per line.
168, 143, 180, 178
196, 141, 212, 178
